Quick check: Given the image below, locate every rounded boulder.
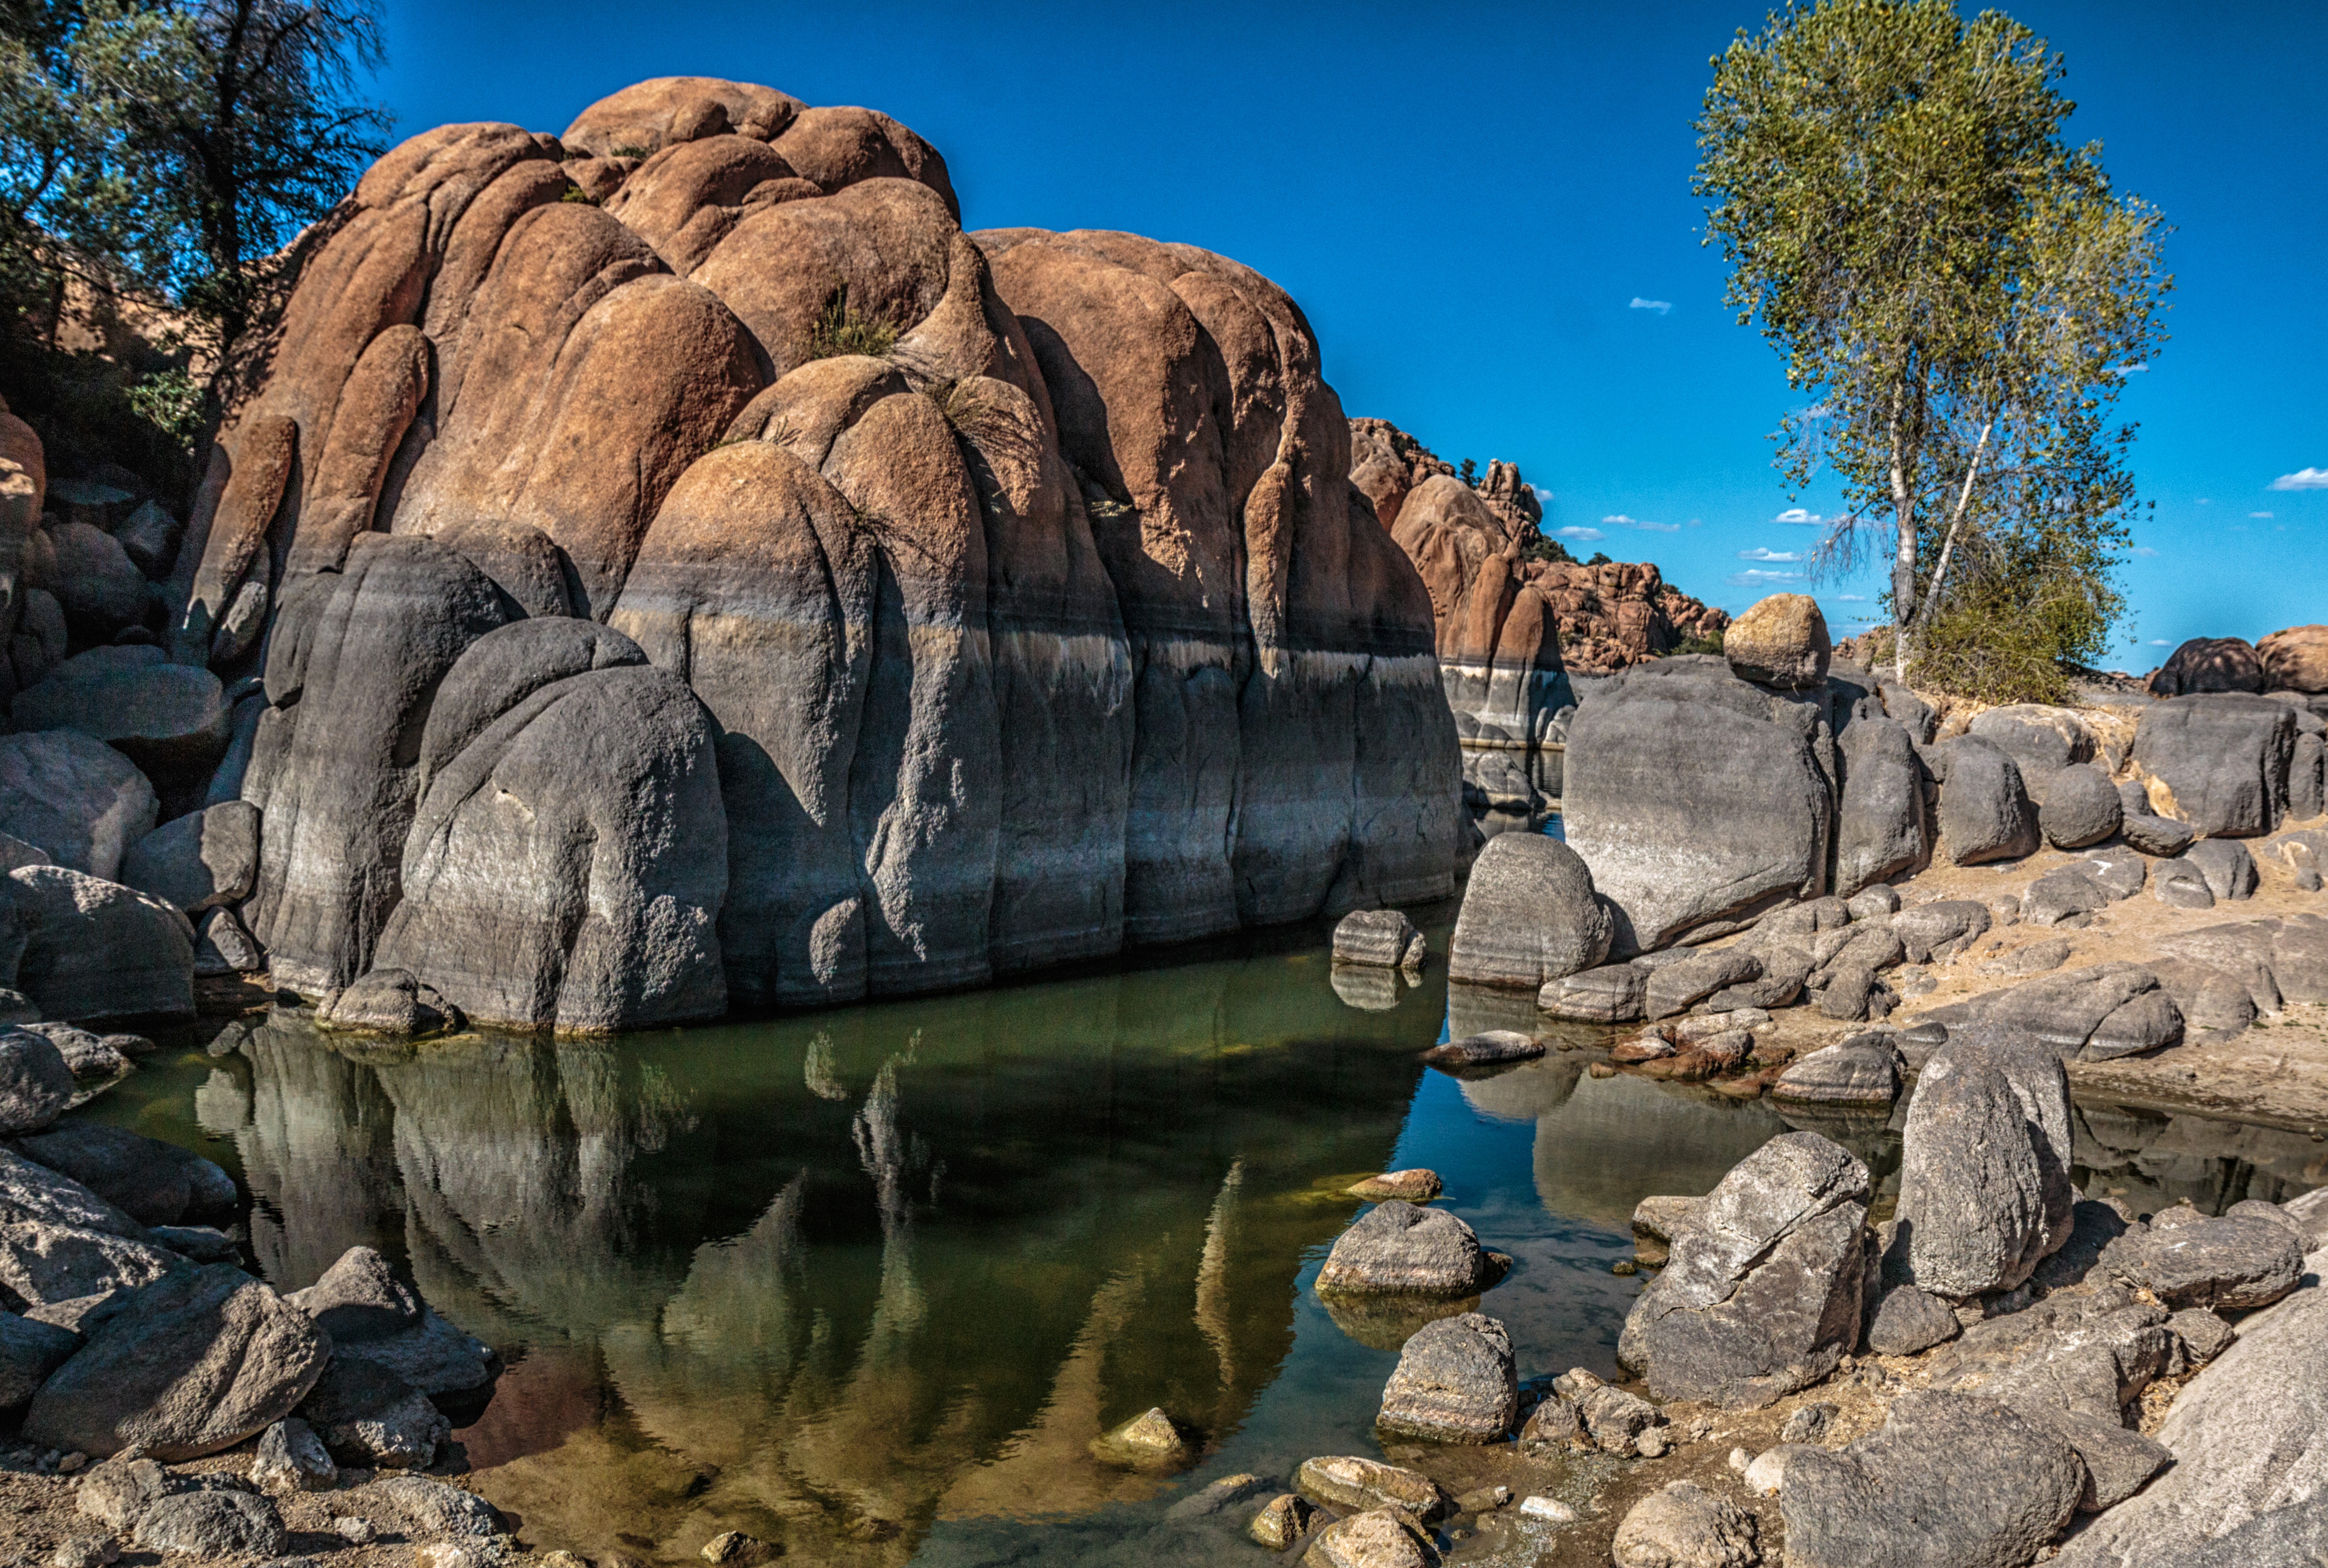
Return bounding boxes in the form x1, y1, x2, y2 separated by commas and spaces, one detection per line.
2259, 623, 2328, 694
2040, 762, 2124, 850
1724, 592, 1831, 690
1447, 832, 1611, 988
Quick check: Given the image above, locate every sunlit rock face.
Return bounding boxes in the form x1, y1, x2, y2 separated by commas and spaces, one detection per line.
176, 77, 1459, 1030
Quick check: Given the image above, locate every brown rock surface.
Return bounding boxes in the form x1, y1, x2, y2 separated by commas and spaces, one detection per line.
2147, 636, 2265, 697
1724, 593, 1832, 690
2259, 624, 2328, 694
171, 78, 1458, 1020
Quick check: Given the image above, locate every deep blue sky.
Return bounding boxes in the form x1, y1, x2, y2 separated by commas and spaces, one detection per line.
375, 0, 2324, 663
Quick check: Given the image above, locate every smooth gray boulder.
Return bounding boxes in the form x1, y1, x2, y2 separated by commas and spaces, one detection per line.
2132, 694, 2297, 838
2146, 957, 2258, 1043
2154, 859, 2215, 909
2013, 1404, 2170, 1512
1317, 1201, 1496, 1297
9, 1122, 236, 1226
0, 1146, 180, 1309
374, 1474, 504, 1538
0, 1029, 75, 1133
1537, 963, 1647, 1023
24, 1262, 332, 1459
0, 1309, 80, 1404
1928, 1294, 2177, 1423
285, 1244, 421, 1342
1928, 963, 2183, 1062
362, 656, 729, 1033
1421, 1030, 1544, 1068
2039, 762, 2122, 849
1375, 1312, 1517, 1443
1863, 1284, 1959, 1356
1889, 899, 1991, 963
1619, 1132, 1869, 1406
0, 729, 157, 880
2055, 1248, 2328, 1567
1773, 1035, 1901, 1105
2292, 730, 2326, 820
12, 647, 231, 784
1564, 666, 1833, 951
1644, 949, 1763, 1020
2098, 1214, 2304, 1311
118, 801, 259, 914
1446, 832, 1611, 988
132, 1490, 287, 1557
2274, 914, 2328, 1002
1835, 716, 1929, 896
1779, 1392, 2082, 1568
2120, 811, 2197, 856
1895, 1028, 2073, 1297
2021, 866, 2111, 927
2078, 847, 2147, 899
115, 498, 181, 576
1611, 1481, 1759, 1568
1969, 705, 2095, 804
239, 534, 525, 997
251, 1416, 337, 1493
298, 1356, 449, 1468
6, 865, 195, 1022
34, 520, 145, 636
193, 906, 263, 975
327, 1304, 493, 1397
319, 968, 460, 1036
2181, 839, 2257, 901
1935, 736, 2040, 865
1333, 908, 1425, 970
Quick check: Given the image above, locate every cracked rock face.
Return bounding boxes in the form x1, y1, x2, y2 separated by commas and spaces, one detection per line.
175, 76, 1460, 1029
1618, 1131, 1869, 1406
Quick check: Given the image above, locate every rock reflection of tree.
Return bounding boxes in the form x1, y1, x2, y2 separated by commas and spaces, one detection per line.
1193, 1160, 1244, 1388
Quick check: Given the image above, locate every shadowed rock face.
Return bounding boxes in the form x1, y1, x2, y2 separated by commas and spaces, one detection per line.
178, 77, 1458, 1025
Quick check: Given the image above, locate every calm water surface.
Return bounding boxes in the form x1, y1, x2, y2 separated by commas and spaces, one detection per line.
80, 899, 2324, 1566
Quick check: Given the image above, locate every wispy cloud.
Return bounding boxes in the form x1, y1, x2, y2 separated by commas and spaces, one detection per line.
1738, 546, 1801, 562
1557, 526, 1604, 543
1726, 567, 1803, 588
1603, 514, 1681, 533
2130, 545, 2159, 557
2149, 639, 2171, 647
2106, 362, 2150, 376
2251, 511, 2274, 520
1834, 593, 1868, 602
2270, 467, 2328, 491
1774, 507, 1825, 526
2197, 498, 2212, 506
1529, 484, 1556, 505
1629, 297, 1673, 315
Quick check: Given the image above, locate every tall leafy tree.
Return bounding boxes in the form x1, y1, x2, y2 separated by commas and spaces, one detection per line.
1693, 0, 2169, 690
2, 0, 388, 354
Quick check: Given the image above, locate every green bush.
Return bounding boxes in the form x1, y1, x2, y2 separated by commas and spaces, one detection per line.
803, 284, 899, 363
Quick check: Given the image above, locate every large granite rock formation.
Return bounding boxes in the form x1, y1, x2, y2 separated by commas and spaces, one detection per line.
165, 77, 1460, 1024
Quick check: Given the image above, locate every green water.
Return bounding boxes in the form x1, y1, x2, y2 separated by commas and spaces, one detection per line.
79, 910, 2324, 1566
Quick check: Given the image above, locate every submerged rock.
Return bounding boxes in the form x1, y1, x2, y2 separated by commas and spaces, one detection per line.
1294, 1455, 1450, 1522
1335, 908, 1426, 970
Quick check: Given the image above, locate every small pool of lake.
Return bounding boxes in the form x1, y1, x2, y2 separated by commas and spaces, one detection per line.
80, 910, 2325, 1566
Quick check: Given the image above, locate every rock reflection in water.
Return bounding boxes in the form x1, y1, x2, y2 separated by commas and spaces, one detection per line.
197, 945, 1444, 1565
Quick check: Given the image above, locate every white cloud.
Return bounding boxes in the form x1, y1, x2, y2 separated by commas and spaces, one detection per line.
2107, 362, 2150, 375
2197, 497, 2211, 506
1834, 593, 1868, 602
1738, 546, 1801, 562
1529, 484, 1556, 505
1774, 507, 1824, 525
2250, 511, 2274, 520
1557, 526, 1604, 543
2270, 467, 2328, 491
2130, 545, 2159, 557
1629, 297, 1673, 315
2149, 639, 2171, 646
1603, 514, 1681, 532
1726, 567, 1803, 587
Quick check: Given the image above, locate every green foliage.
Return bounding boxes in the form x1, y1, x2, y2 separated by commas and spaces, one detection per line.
1457, 457, 1477, 486
2, 0, 390, 353
803, 283, 900, 364
1908, 518, 2123, 704
558, 184, 599, 205
1518, 533, 1574, 566
1585, 550, 1613, 567
609, 143, 651, 160
1694, 0, 2169, 690
1671, 630, 1728, 657
125, 363, 202, 442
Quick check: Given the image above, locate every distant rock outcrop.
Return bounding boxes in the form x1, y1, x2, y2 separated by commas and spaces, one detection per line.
1348, 419, 1728, 758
